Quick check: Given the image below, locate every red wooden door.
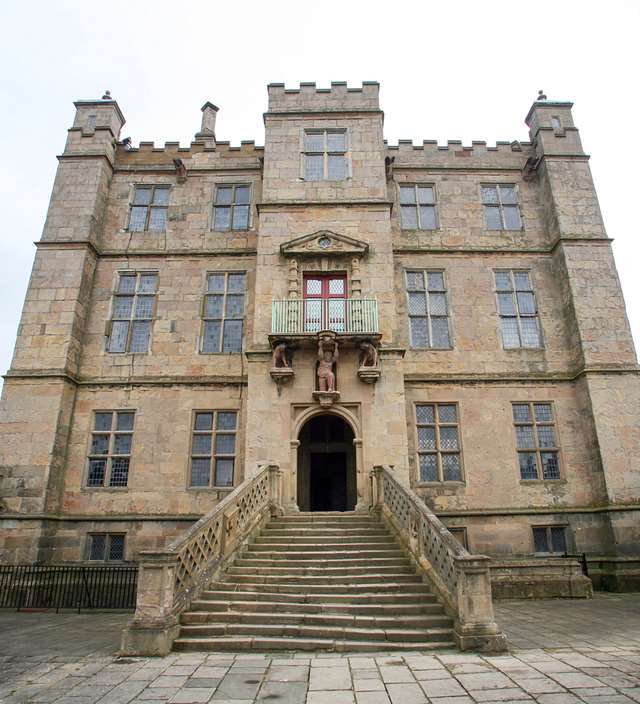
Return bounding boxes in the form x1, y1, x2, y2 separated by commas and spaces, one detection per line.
303, 274, 347, 332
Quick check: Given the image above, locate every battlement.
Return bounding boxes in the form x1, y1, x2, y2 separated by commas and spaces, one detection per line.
267, 81, 380, 114
384, 139, 533, 153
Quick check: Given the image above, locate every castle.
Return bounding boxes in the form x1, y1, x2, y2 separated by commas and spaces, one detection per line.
1, 82, 639, 650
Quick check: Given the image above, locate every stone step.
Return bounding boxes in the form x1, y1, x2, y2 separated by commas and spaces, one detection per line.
220, 573, 423, 586
235, 557, 410, 569
253, 535, 396, 545
177, 622, 454, 643
268, 520, 381, 530
173, 635, 456, 652
249, 540, 396, 551
181, 610, 452, 629
263, 528, 389, 537
198, 590, 437, 606
226, 564, 415, 577
208, 580, 429, 595
193, 597, 442, 616
241, 548, 406, 560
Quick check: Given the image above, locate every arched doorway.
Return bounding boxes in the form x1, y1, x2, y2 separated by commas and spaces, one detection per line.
297, 414, 357, 512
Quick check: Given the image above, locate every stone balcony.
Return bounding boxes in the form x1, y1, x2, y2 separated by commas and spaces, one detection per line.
270, 298, 379, 346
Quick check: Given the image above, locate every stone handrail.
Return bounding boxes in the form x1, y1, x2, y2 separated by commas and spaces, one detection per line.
121, 464, 283, 655
371, 465, 507, 652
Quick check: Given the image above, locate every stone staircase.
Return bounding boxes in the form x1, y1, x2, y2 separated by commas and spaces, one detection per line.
173, 511, 455, 652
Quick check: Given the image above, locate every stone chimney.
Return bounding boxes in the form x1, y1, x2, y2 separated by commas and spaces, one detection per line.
195, 101, 218, 145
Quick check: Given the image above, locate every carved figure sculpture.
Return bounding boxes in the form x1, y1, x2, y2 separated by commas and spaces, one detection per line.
173, 158, 187, 180
359, 340, 378, 368
317, 337, 338, 392
272, 342, 289, 368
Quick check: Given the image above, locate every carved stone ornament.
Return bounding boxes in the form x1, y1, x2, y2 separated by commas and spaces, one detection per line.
357, 366, 381, 384
280, 230, 369, 259
270, 342, 294, 393
312, 390, 341, 408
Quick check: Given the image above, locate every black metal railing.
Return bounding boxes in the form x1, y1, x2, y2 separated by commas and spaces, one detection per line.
0, 564, 138, 611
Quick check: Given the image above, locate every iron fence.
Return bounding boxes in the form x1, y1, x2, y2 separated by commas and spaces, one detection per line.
0, 564, 138, 611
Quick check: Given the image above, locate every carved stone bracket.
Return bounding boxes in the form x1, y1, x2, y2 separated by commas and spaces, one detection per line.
270, 367, 295, 391
357, 366, 381, 384
312, 390, 341, 407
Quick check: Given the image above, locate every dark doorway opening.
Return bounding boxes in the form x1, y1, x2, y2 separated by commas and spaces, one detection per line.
297, 414, 356, 512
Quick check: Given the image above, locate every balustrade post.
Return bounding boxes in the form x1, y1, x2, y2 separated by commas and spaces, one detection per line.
120, 550, 180, 656
371, 465, 384, 514
268, 463, 284, 516
453, 555, 507, 653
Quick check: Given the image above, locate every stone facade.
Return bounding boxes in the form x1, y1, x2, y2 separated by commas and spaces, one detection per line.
1, 82, 638, 591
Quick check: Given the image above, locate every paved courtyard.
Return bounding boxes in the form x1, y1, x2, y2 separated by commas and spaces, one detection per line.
0, 594, 639, 704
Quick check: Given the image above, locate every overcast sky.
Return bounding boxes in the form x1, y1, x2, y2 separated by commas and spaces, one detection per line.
0, 0, 638, 392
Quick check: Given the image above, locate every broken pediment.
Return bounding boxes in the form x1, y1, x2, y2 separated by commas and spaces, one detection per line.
280, 230, 369, 258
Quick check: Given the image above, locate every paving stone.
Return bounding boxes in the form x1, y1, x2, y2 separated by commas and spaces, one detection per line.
419, 677, 466, 697
469, 688, 533, 702
309, 667, 351, 690
192, 666, 229, 678
266, 666, 309, 682
256, 681, 307, 704
548, 671, 605, 688
511, 678, 565, 694
536, 695, 585, 703
168, 689, 215, 703
354, 678, 384, 691
354, 693, 390, 704
306, 691, 354, 704
428, 698, 474, 704
386, 682, 427, 703
212, 673, 262, 700
151, 677, 189, 689
185, 678, 220, 688
379, 666, 413, 684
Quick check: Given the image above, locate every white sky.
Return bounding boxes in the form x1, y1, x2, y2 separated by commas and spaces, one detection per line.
0, 0, 638, 392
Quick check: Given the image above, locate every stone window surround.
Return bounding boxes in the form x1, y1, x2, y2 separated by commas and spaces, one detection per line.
481, 183, 523, 231
86, 532, 127, 562
106, 271, 159, 355
512, 400, 563, 483
398, 182, 439, 231
493, 268, 544, 350
211, 183, 252, 232
199, 270, 247, 354
84, 409, 136, 490
531, 524, 569, 555
287, 259, 362, 300
299, 128, 352, 181
413, 401, 465, 485
126, 184, 171, 233
404, 268, 452, 350
187, 409, 240, 490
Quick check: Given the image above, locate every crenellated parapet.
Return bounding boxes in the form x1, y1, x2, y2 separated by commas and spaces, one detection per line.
267, 81, 380, 114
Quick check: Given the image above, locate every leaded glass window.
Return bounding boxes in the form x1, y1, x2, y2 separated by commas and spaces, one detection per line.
416, 403, 462, 482
406, 271, 451, 348
303, 130, 348, 181
494, 270, 542, 349
87, 411, 135, 488
481, 184, 522, 230
88, 533, 126, 561
532, 526, 567, 554
512, 402, 561, 481
128, 185, 169, 232
190, 411, 238, 488
201, 272, 246, 353
107, 272, 157, 353
212, 184, 251, 231
400, 184, 438, 230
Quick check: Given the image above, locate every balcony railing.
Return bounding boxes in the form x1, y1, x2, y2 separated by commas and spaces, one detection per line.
271, 298, 379, 335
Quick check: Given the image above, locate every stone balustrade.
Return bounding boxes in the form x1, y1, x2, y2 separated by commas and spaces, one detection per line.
371, 465, 507, 652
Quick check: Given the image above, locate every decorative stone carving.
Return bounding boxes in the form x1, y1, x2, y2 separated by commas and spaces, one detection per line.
280, 230, 369, 259
312, 390, 341, 407
317, 334, 338, 392
269, 342, 294, 391
173, 158, 188, 183
357, 339, 381, 384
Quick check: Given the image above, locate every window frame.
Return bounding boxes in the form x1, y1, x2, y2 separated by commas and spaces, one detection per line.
531, 525, 568, 555
188, 409, 239, 490
512, 401, 562, 482
301, 129, 350, 182
211, 183, 252, 232
127, 185, 170, 233
481, 183, 523, 231
106, 271, 158, 355
85, 410, 136, 489
200, 271, 247, 354
398, 183, 439, 230
405, 269, 452, 350
86, 533, 127, 562
414, 402, 464, 485
448, 527, 469, 551
493, 269, 544, 350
